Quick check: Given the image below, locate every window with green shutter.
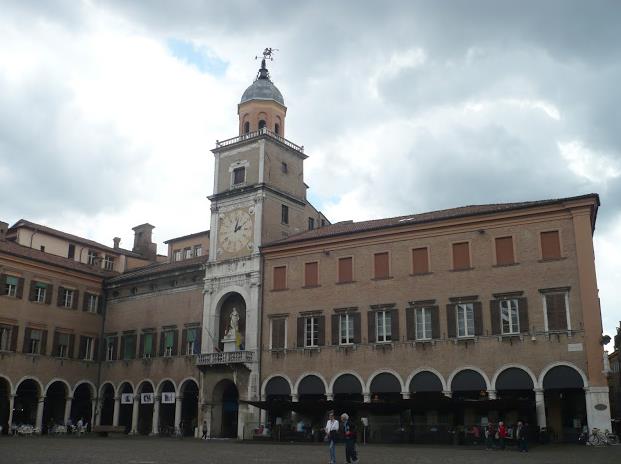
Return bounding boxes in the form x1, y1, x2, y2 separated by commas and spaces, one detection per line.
187, 328, 197, 355
5, 276, 18, 297
143, 333, 153, 358
164, 331, 174, 357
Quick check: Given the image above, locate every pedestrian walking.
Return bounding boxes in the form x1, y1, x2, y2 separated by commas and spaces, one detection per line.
324, 411, 339, 464
485, 423, 494, 450
497, 421, 507, 450
201, 420, 208, 439
516, 421, 528, 452
341, 413, 359, 464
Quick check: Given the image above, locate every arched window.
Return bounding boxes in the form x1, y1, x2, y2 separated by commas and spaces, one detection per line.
244, 121, 250, 134
274, 123, 280, 135
258, 120, 266, 130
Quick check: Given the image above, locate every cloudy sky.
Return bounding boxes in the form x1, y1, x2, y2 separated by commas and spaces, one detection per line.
1, 1, 619, 337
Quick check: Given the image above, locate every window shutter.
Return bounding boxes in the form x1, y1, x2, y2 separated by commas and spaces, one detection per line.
495, 237, 514, 265
446, 305, 456, 338
29, 281, 36, 301
406, 307, 415, 340
93, 338, 99, 361
181, 329, 188, 355
53, 331, 60, 356
296, 318, 304, 348
172, 329, 179, 355
305, 262, 318, 287
23, 328, 31, 353
131, 334, 137, 358
159, 331, 165, 356
68, 334, 75, 358
518, 297, 529, 333
11, 325, 19, 351
0, 274, 6, 295
473, 302, 483, 336
317, 315, 325, 346
541, 231, 561, 259
431, 306, 440, 339
79, 336, 87, 359
195, 328, 201, 354
57, 287, 65, 306
45, 284, 53, 305
490, 300, 501, 335
331, 314, 339, 345
97, 296, 103, 314
16, 278, 24, 299
120, 335, 126, 359
412, 248, 429, 274
367, 312, 376, 343
390, 309, 399, 341
338, 257, 353, 283
273, 266, 286, 290
82, 293, 89, 311
40, 330, 48, 355
353, 313, 361, 344
72, 290, 79, 310
452, 242, 470, 270
139, 333, 145, 358
374, 252, 389, 279
112, 336, 118, 360
546, 294, 567, 330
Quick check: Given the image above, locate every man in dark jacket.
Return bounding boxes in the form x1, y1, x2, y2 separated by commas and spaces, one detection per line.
516, 421, 528, 452
341, 413, 359, 464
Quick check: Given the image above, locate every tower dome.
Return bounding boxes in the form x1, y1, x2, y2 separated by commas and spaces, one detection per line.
240, 60, 285, 105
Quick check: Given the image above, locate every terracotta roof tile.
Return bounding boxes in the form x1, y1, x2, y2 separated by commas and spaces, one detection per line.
106, 255, 209, 283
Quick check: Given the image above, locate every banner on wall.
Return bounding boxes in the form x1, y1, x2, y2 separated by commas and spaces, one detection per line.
121, 393, 133, 404
161, 392, 175, 404
141, 393, 154, 404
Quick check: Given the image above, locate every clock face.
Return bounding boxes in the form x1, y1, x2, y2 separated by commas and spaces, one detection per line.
219, 209, 253, 252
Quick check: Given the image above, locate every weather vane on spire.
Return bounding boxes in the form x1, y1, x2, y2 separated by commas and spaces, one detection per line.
255, 48, 278, 80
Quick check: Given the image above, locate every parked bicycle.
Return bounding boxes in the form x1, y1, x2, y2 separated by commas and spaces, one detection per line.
584, 427, 619, 446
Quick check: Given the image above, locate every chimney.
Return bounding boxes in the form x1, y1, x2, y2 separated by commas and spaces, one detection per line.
0, 221, 8, 241
113, 237, 121, 249
132, 223, 157, 261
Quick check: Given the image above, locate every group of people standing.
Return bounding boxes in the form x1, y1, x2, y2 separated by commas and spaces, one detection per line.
325, 411, 359, 464
483, 420, 529, 452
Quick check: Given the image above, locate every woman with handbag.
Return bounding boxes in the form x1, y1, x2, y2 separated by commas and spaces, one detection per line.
324, 411, 339, 464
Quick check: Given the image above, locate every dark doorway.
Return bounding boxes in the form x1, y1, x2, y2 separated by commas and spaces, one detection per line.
42, 381, 68, 432
158, 381, 176, 435
137, 383, 154, 435
14, 379, 39, 426
221, 381, 239, 438
70, 383, 92, 427
543, 366, 586, 442
118, 383, 133, 433
181, 380, 199, 437
100, 383, 115, 426
333, 374, 363, 402
0, 378, 10, 434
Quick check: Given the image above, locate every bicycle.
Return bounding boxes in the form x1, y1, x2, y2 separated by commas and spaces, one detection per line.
586, 428, 619, 446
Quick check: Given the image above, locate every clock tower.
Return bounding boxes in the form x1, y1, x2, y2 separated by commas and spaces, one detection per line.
199, 50, 325, 438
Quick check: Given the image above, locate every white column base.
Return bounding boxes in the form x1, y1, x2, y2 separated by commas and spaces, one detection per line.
585, 387, 612, 432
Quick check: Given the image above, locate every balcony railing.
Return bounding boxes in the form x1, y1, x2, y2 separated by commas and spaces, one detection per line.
195, 350, 255, 366
215, 128, 304, 153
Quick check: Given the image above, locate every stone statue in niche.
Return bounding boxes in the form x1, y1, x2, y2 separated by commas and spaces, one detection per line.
224, 307, 240, 339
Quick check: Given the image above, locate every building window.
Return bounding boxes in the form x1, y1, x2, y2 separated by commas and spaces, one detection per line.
164, 330, 175, 357
281, 205, 289, 224
40, 245, 45, 252
29, 330, 42, 354
0, 326, 12, 351
271, 318, 286, 349
338, 257, 353, 283
34, 282, 47, 303
412, 247, 429, 275
87, 250, 99, 265
321, 219, 326, 227
186, 327, 198, 355
304, 316, 319, 347
194, 245, 202, 257
273, 266, 287, 290
456, 303, 475, 337
122, 334, 135, 359
83, 337, 94, 361
103, 255, 114, 271
244, 121, 250, 134
304, 261, 319, 287
415, 307, 433, 340
68, 244, 75, 259
541, 231, 561, 260
174, 249, 182, 261
86, 294, 99, 313
495, 236, 515, 265
544, 292, 569, 331
143, 332, 154, 358
340, 313, 354, 345
57, 333, 70, 358
184, 248, 193, 259
452, 242, 471, 270
373, 252, 390, 279
106, 337, 115, 361
61, 288, 74, 308
376, 310, 392, 342
233, 166, 246, 185
275, 123, 280, 135
5, 275, 18, 297
281, 162, 288, 173
258, 119, 266, 130
308, 217, 315, 230
500, 299, 520, 334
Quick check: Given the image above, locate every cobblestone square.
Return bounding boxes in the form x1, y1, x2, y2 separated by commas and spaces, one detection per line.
1, 437, 620, 464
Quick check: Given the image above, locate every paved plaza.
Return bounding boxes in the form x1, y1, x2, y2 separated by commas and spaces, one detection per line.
0, 437, 620, 464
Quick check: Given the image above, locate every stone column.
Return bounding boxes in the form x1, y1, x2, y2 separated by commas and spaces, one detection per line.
534, 388, 546, 428
203, 403, 212, 438
174, 396, 183, 433
90, 398, 97, 428
112, 397, 121, 426
442, 390, 453, 398
151, 396, 160, 435
63, 396, 73, 425
131, 397, 139, 434
585, 386, 612, 432
363, 393, 371, 403
326, 393, 334, 401
95, 398, 102, 426
487, 390, 497, 400
35, 396, 45, 433
291, 393, 299, 402
7, 395, 15, 432
401, 392, 410, 400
